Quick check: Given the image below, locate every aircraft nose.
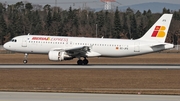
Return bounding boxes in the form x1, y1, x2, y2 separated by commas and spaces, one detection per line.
3, 42, 11, 50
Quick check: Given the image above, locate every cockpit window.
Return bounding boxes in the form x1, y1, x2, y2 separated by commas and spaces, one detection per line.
11, 39, 17, 42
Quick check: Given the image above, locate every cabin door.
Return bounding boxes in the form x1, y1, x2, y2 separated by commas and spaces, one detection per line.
22, 38, 27, 47
134, 42, 140, 52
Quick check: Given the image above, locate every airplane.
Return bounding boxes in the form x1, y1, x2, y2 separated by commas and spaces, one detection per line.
3, 14, 174, 65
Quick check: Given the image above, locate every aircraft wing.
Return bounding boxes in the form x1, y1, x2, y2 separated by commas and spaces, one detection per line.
51, 45, 101, 57
65, 46, 90, 52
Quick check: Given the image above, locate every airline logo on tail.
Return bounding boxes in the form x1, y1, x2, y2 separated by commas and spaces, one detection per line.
151, 26, 166, 38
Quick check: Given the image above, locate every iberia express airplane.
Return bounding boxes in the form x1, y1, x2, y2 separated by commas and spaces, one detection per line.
3, 14, 174, 65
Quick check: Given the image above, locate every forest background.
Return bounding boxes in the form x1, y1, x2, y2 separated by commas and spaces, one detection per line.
0, 1, 180, 45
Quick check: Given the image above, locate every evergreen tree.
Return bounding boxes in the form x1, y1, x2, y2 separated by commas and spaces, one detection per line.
0, 14, 7, 44
113, 7, 121, 38
130, 14, 138, 39
104, 11, 111, 38
43, 4, 51, 12
14, 1, 25, 12
45, 9, 52, 34
144, 10, 153, 33
138, 17, 145, 38
143, 10, 147, 15
52, 8, 61, 22
97, 10, 104, 30
174, 11, 180, 20
162, 7, 170, 14
2, 1, 180, 44
135, 10, 141, 17
8, 7, 23, 38
126, 7, 134, 14
31, 11, 42, 34
122, 13, 129, 38
25, 3, 33, 12
68, 6, 74, 20
0, 3, 5, 14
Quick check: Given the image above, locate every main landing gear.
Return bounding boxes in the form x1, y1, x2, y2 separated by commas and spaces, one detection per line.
77, 58, 89, 65
23, 53, 28, 64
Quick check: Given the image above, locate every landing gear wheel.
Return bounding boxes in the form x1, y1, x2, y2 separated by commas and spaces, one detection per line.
23, 60, 28, 64
77, 60, 83, 65
77, 58, 89, 65
83, 59, 89, 65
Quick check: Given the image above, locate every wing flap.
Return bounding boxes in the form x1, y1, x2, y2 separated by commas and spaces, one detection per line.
51, 46, 89, 51
65, 46, 90, 52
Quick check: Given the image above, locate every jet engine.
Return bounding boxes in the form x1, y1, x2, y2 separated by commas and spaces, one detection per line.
48, 51, 73, 61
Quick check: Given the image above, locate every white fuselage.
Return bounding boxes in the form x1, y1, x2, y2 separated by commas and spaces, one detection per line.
4, 35, 173, 57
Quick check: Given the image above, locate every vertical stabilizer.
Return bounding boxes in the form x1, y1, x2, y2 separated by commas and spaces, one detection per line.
138, 14, 173, 42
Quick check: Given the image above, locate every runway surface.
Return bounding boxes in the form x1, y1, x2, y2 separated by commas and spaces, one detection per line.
0, 92, 180, 101
0, 64, 180, 69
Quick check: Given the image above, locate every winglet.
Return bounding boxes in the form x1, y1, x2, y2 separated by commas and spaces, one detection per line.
138, 14, 173, 43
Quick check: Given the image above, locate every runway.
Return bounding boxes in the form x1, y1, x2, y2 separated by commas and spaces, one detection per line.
0, 64, 180, 69
0, 92, 180, 101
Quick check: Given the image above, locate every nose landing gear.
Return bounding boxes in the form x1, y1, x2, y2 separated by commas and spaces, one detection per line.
23, 53, 28, 64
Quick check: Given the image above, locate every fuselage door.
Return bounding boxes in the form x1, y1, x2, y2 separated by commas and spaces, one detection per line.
134, 42, 140, 52
22, 38, 27, 47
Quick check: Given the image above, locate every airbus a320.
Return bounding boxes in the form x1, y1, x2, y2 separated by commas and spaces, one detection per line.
3, 14, 174, 65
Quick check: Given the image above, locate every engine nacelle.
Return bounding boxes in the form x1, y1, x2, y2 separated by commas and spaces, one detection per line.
48, 51, 73, 61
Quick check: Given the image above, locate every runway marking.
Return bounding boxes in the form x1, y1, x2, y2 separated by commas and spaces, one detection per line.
0, 92, 180, 101
82, 88, 180, 91
0, 64, 180, 69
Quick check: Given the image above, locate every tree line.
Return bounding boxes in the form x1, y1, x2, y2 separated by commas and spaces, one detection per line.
0, 1, 180, 45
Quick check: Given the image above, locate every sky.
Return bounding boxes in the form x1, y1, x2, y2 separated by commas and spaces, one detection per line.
1, 0, 180, 10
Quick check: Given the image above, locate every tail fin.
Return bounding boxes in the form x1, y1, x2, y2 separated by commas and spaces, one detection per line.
138, 14, 173, 43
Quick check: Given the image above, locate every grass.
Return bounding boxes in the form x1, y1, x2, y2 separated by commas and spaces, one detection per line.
0, 53, 180, 95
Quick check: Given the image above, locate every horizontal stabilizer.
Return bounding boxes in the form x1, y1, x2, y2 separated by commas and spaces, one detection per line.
150, 43, 174, 50
150, 43, 166, 48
